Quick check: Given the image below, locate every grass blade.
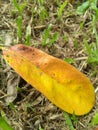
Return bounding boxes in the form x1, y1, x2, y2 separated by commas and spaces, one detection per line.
0, 117, 14, 130
58, 1, 67, 19
42, 24, 52, 45
64, 112, 75, 130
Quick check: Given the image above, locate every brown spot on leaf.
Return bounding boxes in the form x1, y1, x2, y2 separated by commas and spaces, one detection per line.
14, 54, 17, 57
6, 54, 9, 57
36, 65, 40, 68
40, 72, 43, 76
18, 46, 28, 51
32, 52, 35, 56
44, 63, 47, 65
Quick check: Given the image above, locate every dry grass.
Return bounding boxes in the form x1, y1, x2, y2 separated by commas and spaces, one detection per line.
0, 0, 98, 130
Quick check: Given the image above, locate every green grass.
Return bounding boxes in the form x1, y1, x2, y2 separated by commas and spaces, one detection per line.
0, 111, 14, 130
84, 41, 98, 65
64, 112, 78, 130
58, 1, 68, 19
16, 16, 22, 39
37, 0, 48, 23
39, 127, 44, 130
13, 0, 32, 44
0, 117, 14, 130
25, 102, 34, 112
25, 21, 32, 46
13, 0, 26, 15
64, 58, 75, 64
9, 102, 17, 112
42, 24, 52, 45
78, 0, 98, 66
90, 113, 98, 126
42, 24, 59, 46
64, 112, 75, 130
1, 0, 98, 129
13, 0, 25, 41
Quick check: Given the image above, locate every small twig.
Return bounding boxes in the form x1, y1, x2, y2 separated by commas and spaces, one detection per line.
79, 121, 86, 128
78, 61, 87, 71
0, 93, 14, 99
92, 77, 98, 85
0, 90, 6, 95
95, 86, 98, 93
33, 25, 46, 29
75, 57, 88, 61
3, 66, 11, 73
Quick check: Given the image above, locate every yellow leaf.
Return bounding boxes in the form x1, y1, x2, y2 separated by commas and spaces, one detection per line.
2, 44, 95, 115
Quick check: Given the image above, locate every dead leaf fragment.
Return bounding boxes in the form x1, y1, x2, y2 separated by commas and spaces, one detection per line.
5, 67, 20, 104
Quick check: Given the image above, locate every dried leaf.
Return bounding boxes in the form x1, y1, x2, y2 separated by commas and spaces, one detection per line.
5, 66, 19, 104
2, 44, 95, 115
4, 66, 20, 105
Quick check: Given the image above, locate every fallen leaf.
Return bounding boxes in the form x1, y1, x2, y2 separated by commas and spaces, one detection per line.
2, 44, 95, 115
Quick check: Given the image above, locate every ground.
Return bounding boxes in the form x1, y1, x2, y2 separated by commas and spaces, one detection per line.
0, 0, 98, 130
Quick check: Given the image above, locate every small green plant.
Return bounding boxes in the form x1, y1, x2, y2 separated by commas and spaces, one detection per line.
39, 6, 48, 23
13, 0, 26, 15
77, 0, 98, 44
71, 113, 78, 125
0, 117, 14, 130
78, 0, 98, 66
56, 0, 60, 5
38, 0, 44, 5
42, 24, 59, 46
74, 38, 79, 50
17, 86, 23, 93
63, 35, 68, 42
64, 58, 75, 64
16, 16, 22, 39
42, 24, 52, 45
25, 22, 32, 46
77, 0, 98, 15
0, 111, 14, 130
90, 113, 98, 126
25, 102, 34, 111
13, 0, 26, 40
58, 1, 68, 19
77, 1, 90, 15
9, 102, 17, 113
49, 32, 59, 45
84, 41, 98, 65
64, 112, 75, 130
37, 0, 48, 23
39, 127, 44, 130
